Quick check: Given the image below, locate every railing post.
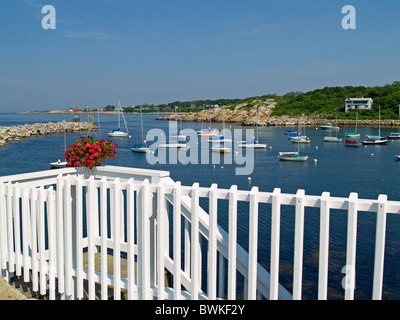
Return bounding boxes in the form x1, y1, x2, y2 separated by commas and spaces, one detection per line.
190, 183, 200, 300
227, 185, 238, 300
126, 178, 137, 300
208, 183, 218, 300
372, 194, 387, 300
345, 192, 358, 300
112, 178, 122, 300
318, 192, 330, 300
56, 175, 65, 296
47, 187, 56, 300
75, 175, 84, 300
270, 188, 281, 300
87, 176, 97, 300
137, 179, 151, 299
156, 181, 165, 300
293, 189, 305, 300
248, 186, 259, 300
99, 177, 109, 300
0, 182, 7, 273
173, 181, 182, 300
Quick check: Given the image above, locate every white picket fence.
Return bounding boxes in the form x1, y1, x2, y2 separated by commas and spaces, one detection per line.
0, 166, 399, 300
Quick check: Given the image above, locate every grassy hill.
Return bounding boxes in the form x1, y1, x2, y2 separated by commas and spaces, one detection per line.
133, 81, 400, 120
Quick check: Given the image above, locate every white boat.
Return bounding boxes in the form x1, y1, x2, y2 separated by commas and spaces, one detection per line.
197, 128, 219, 136
320, 123, 339, 131
170, 107, 187, 141
239, 140, 267, 149
362, 106, 388, 145
131, 144, 148, 153
132, 106, 149, 153
278, 152, 308, 161
211, 145, 231, 153
387, 132, 400, 139
210, 105, 231, 153
291, 136, 311, 144
208, 136, 232, 143
362, 136, 388, 145
50, 131, 68, 168
108, 100, 129, 137
291, 115, 310, 143
324, 136, 343, 142
50, 159, 67, 168
279, 115, 308, 161
239, 106, 267, 149
159, 143, 187, 148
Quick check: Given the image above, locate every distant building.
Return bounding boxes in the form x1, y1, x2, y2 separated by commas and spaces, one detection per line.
345, 98, 373, 113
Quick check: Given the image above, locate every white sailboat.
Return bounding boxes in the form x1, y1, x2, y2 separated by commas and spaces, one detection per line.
291, 115, 310, 143
324, 113, 342, 142
279, 115, 308, 161
108, 100, 129, 137
132, 105, 149, 153
211, 105, 231, 153
50, 130, 68, 168
362, 106, 388, 145
239, 106, 267, 149
170, 106, 187, 141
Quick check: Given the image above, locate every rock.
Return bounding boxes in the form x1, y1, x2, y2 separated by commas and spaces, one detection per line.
0, 121, 96, 147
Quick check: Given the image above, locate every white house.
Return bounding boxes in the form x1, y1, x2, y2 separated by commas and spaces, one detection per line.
345, 98, 373, 113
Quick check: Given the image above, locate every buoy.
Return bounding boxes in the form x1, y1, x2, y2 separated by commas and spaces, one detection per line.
221, 166, 224, 169
316, 146, 318, 149
314, 159, 318, 162
248, 177, 252, 181
371, 153, 374, 156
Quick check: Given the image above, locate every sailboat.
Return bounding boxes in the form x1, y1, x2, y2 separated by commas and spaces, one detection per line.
239, 106, 267, 149
291, 115, 310, 143
211, 105, 231, 153
170, 107, 187, 141
108, 100, 129, 137
132, 105, 149, 153
50, 130, 67, 168
362, 106, 388, 145
346, 111, 360, 138
324, 113, 342, 142
279, 115, 308, 161
197, 105, 219, 136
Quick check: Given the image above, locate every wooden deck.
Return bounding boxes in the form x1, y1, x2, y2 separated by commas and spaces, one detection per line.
7, 252, 170, 300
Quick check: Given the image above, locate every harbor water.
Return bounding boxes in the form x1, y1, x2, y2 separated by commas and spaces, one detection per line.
1, 112, 400, 299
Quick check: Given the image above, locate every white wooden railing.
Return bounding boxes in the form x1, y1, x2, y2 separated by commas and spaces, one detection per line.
0, 166, 399, 300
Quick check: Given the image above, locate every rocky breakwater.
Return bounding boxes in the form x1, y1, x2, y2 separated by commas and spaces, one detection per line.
0, 121, 97, 147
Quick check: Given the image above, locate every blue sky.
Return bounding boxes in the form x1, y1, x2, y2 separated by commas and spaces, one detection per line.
1, 0, 399, 111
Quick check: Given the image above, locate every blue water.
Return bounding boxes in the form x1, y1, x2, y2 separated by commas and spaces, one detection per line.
1, 112, 400, 299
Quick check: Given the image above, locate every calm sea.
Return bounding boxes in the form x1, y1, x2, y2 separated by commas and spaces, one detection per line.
1, 112, 400, 299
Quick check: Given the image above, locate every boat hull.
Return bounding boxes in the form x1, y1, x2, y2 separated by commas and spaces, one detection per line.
108, 131, 129, 137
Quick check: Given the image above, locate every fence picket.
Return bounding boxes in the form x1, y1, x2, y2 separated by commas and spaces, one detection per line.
75, 176, 84, 299
318, 192, 331, 300
99, 177, 108, 300
270, 188, 281, 300
127, 178, 136, 300
345, 193, 358, 300
293, 189, 305, 300
248, 186, 259, 300
227, 185, 238, 300
190, 183, 200, 300
372, 195, 387, 300
173, 181, 182, 300
208, 183, 218, 299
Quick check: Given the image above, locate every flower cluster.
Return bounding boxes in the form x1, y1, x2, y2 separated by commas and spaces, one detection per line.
64, 136, 117, 169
